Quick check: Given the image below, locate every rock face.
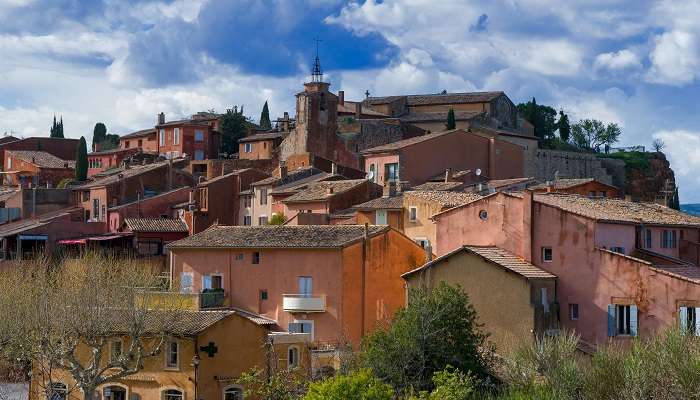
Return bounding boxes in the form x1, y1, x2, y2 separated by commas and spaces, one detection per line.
623, 152, 676, 203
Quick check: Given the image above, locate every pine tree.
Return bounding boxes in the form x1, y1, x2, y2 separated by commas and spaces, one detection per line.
259, 101, 272, 131
446, 108, 456, 130
92, 123, 107, 151
75, 137, 88, 181
557, 110, 571, 142
50, 115, 65, 138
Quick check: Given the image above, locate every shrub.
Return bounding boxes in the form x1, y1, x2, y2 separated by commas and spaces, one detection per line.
304, 369, 393, 400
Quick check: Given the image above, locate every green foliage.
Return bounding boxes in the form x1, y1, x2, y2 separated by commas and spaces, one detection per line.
260, 100, 272, 131
446, 108, 456, 130
92, 123, 107, 148
598, 151, 650, 172
421, 368, 478, 400
270, 213, 286, 225
236, 366, 308, 400
671, 187, 680, 210
220, 106, 249, 156
305, 369, 394, 400
75, 136, 88, 181
361, 282, 489, 394
92, 121, 120, 151
571, 119, 621, 152
557, 111, 571, 142
50, 115, 64, 138
56, 177, 74, 188
517, 98, 557, 142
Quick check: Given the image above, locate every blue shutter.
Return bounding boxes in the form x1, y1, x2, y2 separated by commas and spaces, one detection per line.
680, 307, 688, 332
630, 305, 638, 337
607, 305, 616, 337
695, 308, 700, 336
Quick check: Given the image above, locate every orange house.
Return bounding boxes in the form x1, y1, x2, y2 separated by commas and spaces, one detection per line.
157, 118, 220, 161
167, 225, 427, 348
239, 132, 284, 160
119, 128, 158, 153
529, 178, 621, 198
87, 148, 141, 177
3, 150, 75, 188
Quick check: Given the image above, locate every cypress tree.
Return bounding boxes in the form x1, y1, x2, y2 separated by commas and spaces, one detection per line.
75, 136, 88, 181
50, 115, 65, 138
446, 108, 456, 130
259, 101, 272, 130
92, 123, 107, 150
557, 110, 571, 142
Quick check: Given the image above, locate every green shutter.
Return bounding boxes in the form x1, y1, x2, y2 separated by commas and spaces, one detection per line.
607, 305, 616, 337
630, 305, 638, 337
680, 307, 688, 333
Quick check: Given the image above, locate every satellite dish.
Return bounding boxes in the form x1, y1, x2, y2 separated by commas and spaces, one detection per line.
475, 168, 482, 176
367, 170, 375, 180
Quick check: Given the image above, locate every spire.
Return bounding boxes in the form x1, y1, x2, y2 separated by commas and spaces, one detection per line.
311, 37, 323, 82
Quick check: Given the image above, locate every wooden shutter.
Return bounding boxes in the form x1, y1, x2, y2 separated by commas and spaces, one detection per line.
680, 307, 688, 332
607, 305, 616, 337
630, 305, 638, 337
695, 308, 700, 336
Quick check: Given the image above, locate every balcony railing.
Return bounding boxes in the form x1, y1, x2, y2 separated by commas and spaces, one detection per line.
283, 294, 326, 313
200, 291, 226, 309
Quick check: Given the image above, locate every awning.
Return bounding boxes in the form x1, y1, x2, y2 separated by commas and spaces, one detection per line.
88, 234, 130, 241
19, 234, 47, 241
58, 239, 87, 245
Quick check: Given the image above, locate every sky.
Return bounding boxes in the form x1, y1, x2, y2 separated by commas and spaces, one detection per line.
0, 0, 699, 201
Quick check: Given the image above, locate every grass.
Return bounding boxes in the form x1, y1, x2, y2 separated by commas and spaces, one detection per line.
597, 151, 651, 172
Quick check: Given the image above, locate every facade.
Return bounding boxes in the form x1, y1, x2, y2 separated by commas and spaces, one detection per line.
279, 179, 381, 222
0, 137, 79, 169
120, 218, 189, 257
353, 184, 404, 231
156, 114, 220, 160
3, 150, 75, 187
87, 148, 141, 177
403, 245, 557, 354
29, 310, 310, 400
360, 129, 525, 187
119, 128, 158, 153
433, 191, 700, 345
239, 132, 284, 160
167, 225, 428, 347
529, 178, 621, 198
107, 187, 191, 232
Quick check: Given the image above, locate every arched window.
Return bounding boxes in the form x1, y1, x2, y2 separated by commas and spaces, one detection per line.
162, 389, 183, 400
104, 385, 127, 400
287, 345, 299, 370
48, 383, 67, 400
223, 386, 243, 400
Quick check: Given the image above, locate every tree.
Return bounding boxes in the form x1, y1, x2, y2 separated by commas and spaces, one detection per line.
446, 108, 456, 130
270, 213, 286, 225
237, 366, 309, 400
219, 106, 250, 157
259, 101, 272, 131
92, 123, 107, 150
557, 110, 571, 142
571, 119, 621, 152
670, 187, 680, 210
361, 282, 489, 394
411, 368, 479, 400
305, 369, 394, 400
517, 98, 557, 142
652, 138, 666, 153
0, 254, 184, 400
75, 136, 88, 181
50, 116, 64, 138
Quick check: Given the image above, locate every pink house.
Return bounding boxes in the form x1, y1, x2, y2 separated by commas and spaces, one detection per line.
433, 192, 700, 345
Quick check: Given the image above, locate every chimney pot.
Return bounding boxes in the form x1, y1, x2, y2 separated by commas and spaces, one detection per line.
382, 181, 397, 198
279, 161, 288, 179
158, 112, 165, 125
331, 162, 338, 175
338, 90, 345, 105
355, 102, 362, 120
444, 168, 452, 183
327, 186, 334, 195
425, 242, 433, 261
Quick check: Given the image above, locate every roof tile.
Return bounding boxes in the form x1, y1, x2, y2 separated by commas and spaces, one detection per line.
124, 218, 189, 233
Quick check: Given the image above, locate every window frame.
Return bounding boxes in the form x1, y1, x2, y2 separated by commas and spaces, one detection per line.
194, 130, 204, 142
159, 129, 166, 146
109, 338, 124, 364
569, 303, 579, 321
408, 206, 418, 222
244, 143, 252, 153
164, 339, 180, 370
542, 247, 553, 263
202, 273, 224, 290
173, 127, 180, 145
287, 345, 300, 370
162, 388, 185, 400
252, 251, 260, 264
223, 385, 244, 400
288, 319, 314, 341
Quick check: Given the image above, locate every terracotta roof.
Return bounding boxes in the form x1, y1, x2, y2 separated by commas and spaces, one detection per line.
337, 102, 388, 117
89, 147, 140, 156
282, 179, 367, 203
360, 130, 461, 154
529, 178, 617, 191
120, 128, 156, 140
399, 110, 483, 123
100, 309, 233, 336
252, 166, 323, 187
365, 91, 503, 106
353, 194, 404, 210
167, 225, 388, 249
124, 218, 189, 233
270, 172, 337, 195
7, 151, 74, 169
652, 265, 700, 284
74, 161, 181, 189
405, 190, 482, 208
412, 182, 464, 191
486, 177, 538, 189
402, 245, 556, 280
238, 132, 285, 143
534, 193, 700, 227
157, 119, 210, 128
0, 207, 82, 237
230, 307, 277, 325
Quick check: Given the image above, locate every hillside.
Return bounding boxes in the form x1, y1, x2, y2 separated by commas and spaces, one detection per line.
599, 151, 676, 203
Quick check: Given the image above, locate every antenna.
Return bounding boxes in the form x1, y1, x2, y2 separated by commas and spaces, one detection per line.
311, 37, 323, 82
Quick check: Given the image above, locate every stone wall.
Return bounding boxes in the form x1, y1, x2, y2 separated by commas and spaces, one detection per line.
533, 149, 625, 186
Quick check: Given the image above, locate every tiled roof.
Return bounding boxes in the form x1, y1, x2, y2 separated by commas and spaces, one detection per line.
402, 245, 556, 280
0, 207, 82, 238
405, 190, 482, 208
89, 147, 139, 156
270, 172, 337, 194
360, 130, 460, 154
412, 182, 465, 191
101, 309, 233, 336
238, 132, 285, 142
230, 307, 277, 325
120, 128, 156, 140
167, 225, 388, 249
365, 91, 503, 106
535, 193, 700, 227
252, 166, 323, 187
282, 179, 367, 203
124, 218, 189, 233
157, 118, 210, 127
353, 194, 404, 210
399, 110, 483, 123
652, 265, 700, 284
7, 151, 74, 169
0, 187, 18, 202
337, 102, 388, 117
74, 161, 178, 189
487, 177, 538, 189
529, 178, 616, 191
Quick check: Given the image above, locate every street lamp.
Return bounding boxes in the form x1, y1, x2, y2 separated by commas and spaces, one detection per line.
192, 354, 201, 400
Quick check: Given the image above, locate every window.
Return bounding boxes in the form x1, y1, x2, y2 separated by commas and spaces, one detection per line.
203, 274, 223, 290
368, 163, 376, 182
542, 247, 553, 262
479, 210, 488, 220
540, 288, 549, 313
569, 303, 579, 321
259, 188, 268, 205
375, 210, 387, 225
288, 345, 300, 370
409, 207, 417, 222
93, 199, 100, 221
124, 141, 130, 148
610, 247, 626, 254
680, 306, 699, 335
588, 191, 596, 198
137, 240, 161, 256
243, 196, 251, 208
82, 191, 90, 201
385, 163, 399, 181
138, 139, 142, 147
224, 386, 243, 400
110, 339, 123, 363
289, 320, 314, 340
235, 253, 244, 261
662, 230, 677, 248
608, 304, 637, 337
644, 228, 652, 248
165, 340, 179, 369
48, 383, 67, 400
159, 129, 165, 146
259, 216, 268, 225
180, 272, 193, 293
194, 150, 205, 161
414, 238, 429, 249
173, 128, 180, 145
163, 389, 183, 400
599, 191, 607, 198
195, 130, 204, 142
244, 143, 252, 153
252, 251, 260, 264
6, 157, 11, 169
260, 289, 268, 300
243, 216, 252, 226
298, 276, 312, 297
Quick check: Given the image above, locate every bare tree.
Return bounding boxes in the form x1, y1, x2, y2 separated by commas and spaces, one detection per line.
0, 254, 184, 400
652, 138, 666, 153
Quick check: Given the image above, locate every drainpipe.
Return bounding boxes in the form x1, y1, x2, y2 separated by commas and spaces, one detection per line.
137, 192, 141, 218
31, 186, 36, 218
361, 223, 368, 339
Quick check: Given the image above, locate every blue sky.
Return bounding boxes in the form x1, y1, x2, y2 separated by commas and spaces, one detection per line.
1, 0, 699, 201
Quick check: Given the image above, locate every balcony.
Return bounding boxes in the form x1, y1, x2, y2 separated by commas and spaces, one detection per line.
200, 290, 226, 309
283, 294, 326, 313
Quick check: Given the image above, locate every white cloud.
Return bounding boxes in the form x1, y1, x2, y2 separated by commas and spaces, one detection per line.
647, 30, 700, 86
594, 49, 642, 72
130, 0, 210, 23
654, 130, 700, 203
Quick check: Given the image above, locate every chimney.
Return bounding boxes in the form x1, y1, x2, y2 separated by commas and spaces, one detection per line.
382, 181, 397, 198
331, 162, 338, 175
425, 242, 433, 262
338, 90, 345, 105
355, 102, 362, 120
282, 112, 290, 132
158, 112, 165, 125
327, 185, 335, 195
521, 190, 534, 262
488, 137, 496, 181
444, 168, 452, 183
279, 161, 288, 179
